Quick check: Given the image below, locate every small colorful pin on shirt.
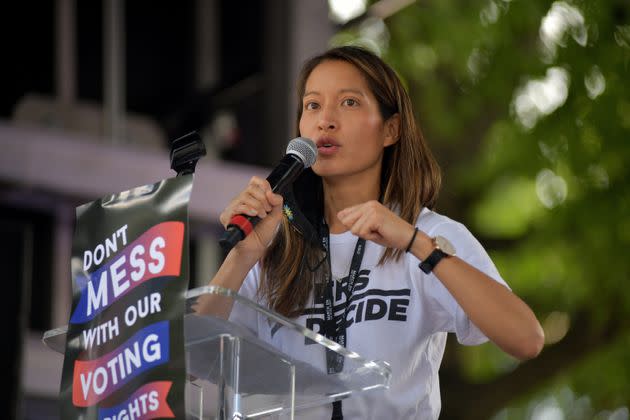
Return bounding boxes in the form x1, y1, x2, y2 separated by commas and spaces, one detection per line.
283, 204, 294, 221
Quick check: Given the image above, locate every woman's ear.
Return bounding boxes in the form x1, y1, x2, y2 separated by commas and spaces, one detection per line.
383, 113, 401, 147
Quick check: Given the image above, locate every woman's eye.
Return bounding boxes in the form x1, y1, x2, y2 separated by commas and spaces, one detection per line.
304, 102, 319, 110
343, 98, 358, 107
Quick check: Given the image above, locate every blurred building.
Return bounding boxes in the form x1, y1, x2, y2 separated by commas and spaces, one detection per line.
1, 1, 335, 418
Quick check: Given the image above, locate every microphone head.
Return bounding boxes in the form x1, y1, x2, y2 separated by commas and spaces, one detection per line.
286, 137, 317, 168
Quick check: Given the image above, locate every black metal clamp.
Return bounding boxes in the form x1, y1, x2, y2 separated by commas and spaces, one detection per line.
170, 131, 206, 176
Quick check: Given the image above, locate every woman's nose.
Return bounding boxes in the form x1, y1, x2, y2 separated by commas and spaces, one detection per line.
318, 106, 337, 131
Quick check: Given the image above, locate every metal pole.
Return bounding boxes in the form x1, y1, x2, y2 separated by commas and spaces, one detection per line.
56, 0, 76, 126
103, 0, 126, 144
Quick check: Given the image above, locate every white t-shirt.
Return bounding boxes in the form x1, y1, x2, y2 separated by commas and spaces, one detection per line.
232, 208, 509, 419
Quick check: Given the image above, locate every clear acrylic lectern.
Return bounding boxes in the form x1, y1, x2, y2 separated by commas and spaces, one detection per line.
43, 285, 391, 419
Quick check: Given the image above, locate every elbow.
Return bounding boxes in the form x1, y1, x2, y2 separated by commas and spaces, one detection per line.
513, 325, 545, 361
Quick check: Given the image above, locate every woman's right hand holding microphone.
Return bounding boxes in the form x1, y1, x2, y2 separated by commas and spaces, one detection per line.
219, 176, 284, 260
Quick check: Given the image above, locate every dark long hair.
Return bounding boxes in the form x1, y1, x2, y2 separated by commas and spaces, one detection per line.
260, 46, 441, 318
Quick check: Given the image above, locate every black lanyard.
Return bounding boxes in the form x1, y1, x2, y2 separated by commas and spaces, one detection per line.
320, 221, 367, 420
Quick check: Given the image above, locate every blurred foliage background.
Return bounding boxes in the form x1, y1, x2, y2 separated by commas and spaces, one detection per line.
332, 0, 629, 419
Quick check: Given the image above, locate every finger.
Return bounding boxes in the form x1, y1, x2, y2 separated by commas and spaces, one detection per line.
353, 212, 388, 245
245, 190, 272, 213
339, 199, 381, 217
349, 211, 370, 237
246, 186, 272, 213
337, 203, 362, 219
249, 176, 273, 195
266, 190, 284, 207
338, 205, 363, 227
246, 177, 273, 211
360, 208, 385, 237
364, 231, 383, 242
229, 194, 269, 219
233, 202, 266, 219
249, 175, 269, 187
220, 203, 255, 228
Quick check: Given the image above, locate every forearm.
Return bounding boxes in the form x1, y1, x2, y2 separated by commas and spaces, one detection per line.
210, 248, 260, 291
192, 248, 260, 318
410, 232, 545, 360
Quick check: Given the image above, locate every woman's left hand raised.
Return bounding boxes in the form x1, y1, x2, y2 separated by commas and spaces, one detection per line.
337, 200, 418, 251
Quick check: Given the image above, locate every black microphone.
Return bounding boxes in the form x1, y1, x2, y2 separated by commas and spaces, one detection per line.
219, 137, 317, 252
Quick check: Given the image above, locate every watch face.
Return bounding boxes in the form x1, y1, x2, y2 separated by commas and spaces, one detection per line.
435, 236, 456, 256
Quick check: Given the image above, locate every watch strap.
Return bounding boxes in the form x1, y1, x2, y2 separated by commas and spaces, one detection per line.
419, 248, 448, 274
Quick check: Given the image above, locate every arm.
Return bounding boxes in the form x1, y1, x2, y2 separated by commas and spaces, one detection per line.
192, 176, 284, 318
408, 230, 545, 360
337, 201, 545, 361
192, 248, 260, 318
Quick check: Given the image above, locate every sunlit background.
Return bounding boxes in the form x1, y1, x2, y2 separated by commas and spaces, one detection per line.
2, 0, 629, 419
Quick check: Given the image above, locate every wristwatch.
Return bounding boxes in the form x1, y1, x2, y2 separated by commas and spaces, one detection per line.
419, 235, 456, 274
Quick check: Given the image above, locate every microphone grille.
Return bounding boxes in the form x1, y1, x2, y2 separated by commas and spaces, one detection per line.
286, 137, 317, 168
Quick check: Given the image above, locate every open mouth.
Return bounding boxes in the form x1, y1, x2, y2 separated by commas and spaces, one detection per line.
316, 142, 339, 155
316, 138, 339, 149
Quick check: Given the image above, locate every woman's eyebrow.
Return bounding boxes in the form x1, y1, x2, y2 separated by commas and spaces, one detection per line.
339, 88, 366, 97
303, 88, 366, 98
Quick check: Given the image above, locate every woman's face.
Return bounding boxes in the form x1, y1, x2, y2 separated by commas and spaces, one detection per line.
299, 60, 398, 180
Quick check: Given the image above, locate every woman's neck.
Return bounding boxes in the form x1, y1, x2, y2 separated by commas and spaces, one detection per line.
323, 172, 381, 234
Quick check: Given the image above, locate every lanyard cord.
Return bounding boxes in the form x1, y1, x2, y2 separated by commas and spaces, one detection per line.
320, 220, 367, 420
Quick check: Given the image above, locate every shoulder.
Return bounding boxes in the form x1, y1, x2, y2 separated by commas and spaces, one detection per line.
415, 207, 466, 236
395, 205, 483, 256
415, 207, 491, 267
